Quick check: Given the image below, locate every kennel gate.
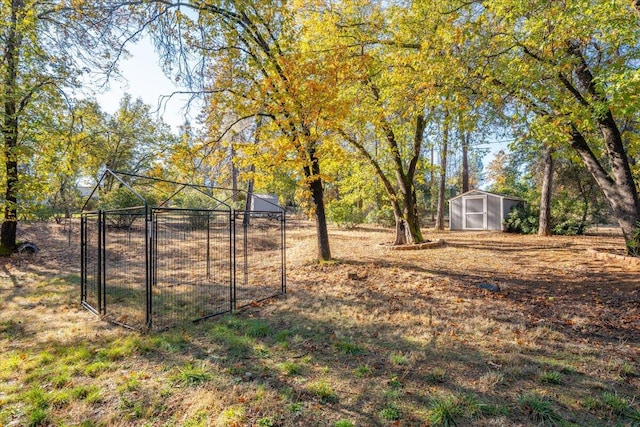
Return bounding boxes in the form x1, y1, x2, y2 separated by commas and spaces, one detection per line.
80, 171, 286, 331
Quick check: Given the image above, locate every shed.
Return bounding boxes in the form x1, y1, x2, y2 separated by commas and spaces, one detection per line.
448, 190, 524, 231
250, 194, 281, 213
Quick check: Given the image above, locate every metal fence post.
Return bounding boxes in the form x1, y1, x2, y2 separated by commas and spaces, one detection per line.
231, 210, 236, 312
281, 213, 286, 294
146, 206, 153, 330
80, 215, 86, 305
98, 210, 105, 315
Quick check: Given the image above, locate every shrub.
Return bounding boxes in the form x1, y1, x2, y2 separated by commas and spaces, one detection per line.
550, 192, 589, 235
327, 200, 364, 229
98, 187, 145, 228
552, 218, 585, 236
365, 205, 395, 227
626, 221, 640, 256
504, 205, 538, 234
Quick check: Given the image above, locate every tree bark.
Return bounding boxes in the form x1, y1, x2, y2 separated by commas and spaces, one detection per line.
1, 0, 23, 253
461, 130, 470, 193
230, 142, 238, 203
393, 115, 425, 244
391, 199, 409, 245
307, 173, 331, 262
570, 126, 640, 253
565, 44, 640, 253
303, 147, 331, 261
430, 143, 435, 221
538, 147, 554, 236
435, 110, 449, 231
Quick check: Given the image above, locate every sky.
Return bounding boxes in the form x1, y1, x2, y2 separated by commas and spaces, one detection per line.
92, 37, 192, 131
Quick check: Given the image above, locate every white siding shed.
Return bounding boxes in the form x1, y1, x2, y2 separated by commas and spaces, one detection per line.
250, 194, 282, 213
448, 190, 524, 231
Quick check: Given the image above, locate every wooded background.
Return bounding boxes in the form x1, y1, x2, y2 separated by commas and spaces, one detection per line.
1, 0, 639, 258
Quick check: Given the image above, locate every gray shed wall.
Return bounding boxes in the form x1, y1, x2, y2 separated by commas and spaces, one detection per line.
487, 194, 502, 230
450, 198, 463, 230
449, 192, 524, 231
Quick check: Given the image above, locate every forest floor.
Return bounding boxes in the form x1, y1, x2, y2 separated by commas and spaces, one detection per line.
0, 220, 639, 426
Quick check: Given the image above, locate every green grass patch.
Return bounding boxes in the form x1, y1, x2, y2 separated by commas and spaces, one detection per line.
308, 380, 338, 403
96, 336, 143, 361
379, 403, 401, 421
601, 391, 631, 415
217, 405, 246, 425
278, 361, 302, 376
354, 364, 371, 378
245, 319, 273, 338
389, 352, 409, 365
427, 393, 465, 427
425, 367, 447, 384
117, 373, 141, 393
172, 363, 213, 386
539, 370, 563, 385
257, 416, 276, 426
84, 361, 111, 377
148, 332, 191, 353
287, 402, 304, 415
62, 345, 93, 364
23, 385, 51, 427
426, 392, 487, 426
51, 371, 71, 388
518, 393, 561, 425
387, 375, 402, 390
333, 338, 364, 355
119, 396, 146, 420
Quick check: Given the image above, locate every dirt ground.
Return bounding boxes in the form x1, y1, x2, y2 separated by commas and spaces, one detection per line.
286, 221, 639, 342
1, 220, 639, 426
11, 220, 639, 343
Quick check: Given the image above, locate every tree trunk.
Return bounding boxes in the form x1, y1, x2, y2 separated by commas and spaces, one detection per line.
538, 147, 554, 236
570, 126, 640, 254
1, 0, 22, 253
565, 44, 640, 254
393, 184, 423, 245
392, 115, 425, 244
243, 116, 262, 226
309, 176, 331, 261
430, 143, 435, 221
461, 130, 470, 193
435, 111, 449, 231
304, 149, 331, 261
230, 142, 238, 203
392, 200, 409, 245
402, 185, 423, 244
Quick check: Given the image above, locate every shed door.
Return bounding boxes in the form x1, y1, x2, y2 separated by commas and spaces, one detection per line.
463, 196, 486, 230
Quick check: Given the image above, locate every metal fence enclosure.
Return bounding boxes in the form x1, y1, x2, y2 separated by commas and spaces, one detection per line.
151, 208, 234, 330
235, 211, 286, 308
80, 212, 101, 315
80, 170, 286, 331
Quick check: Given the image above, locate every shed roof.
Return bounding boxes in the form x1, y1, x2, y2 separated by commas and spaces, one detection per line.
448, 189, 525, 202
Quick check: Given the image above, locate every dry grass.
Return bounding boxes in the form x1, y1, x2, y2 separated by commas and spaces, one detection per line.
0, 220, 638, 426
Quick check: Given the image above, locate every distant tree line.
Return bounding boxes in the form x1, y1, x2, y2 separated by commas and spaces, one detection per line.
2, 1, 639, 258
